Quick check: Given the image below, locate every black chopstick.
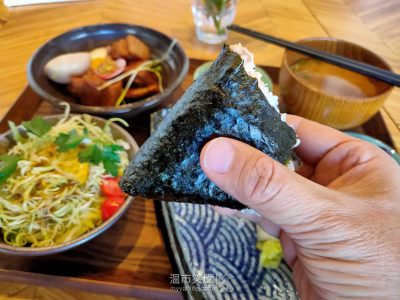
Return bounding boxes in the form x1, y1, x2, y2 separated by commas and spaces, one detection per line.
228, 24, 400, 87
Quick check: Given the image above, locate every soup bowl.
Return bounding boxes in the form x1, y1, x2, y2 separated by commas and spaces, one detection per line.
279, 37, 393, 129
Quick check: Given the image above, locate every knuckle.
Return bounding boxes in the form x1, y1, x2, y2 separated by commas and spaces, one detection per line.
349, 140, 381, 159
236, 155, 282, 206
339, 140, 387, 174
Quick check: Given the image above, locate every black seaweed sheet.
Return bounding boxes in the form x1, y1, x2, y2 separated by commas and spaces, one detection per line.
120, 45, 297, 209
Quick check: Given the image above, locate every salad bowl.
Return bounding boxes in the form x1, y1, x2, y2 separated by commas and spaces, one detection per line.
0, 114, 139, 256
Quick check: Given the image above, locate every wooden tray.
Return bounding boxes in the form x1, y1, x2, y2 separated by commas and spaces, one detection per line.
0, 59, 395, 299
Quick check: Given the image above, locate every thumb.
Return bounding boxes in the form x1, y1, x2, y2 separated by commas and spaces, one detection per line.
200, 137, 333, 227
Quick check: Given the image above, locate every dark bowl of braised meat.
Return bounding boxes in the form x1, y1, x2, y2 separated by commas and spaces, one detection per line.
27, 23, 189, 118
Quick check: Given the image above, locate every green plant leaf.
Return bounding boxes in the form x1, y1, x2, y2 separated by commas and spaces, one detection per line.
22, 117, 52, 137
78, 143, 122, 176
55, 130, 84, 152
101, 145, 122, 176
78, 144, 102, 165
202, 0, 229, 34
0, 155, 20, 184
8, 121, 24, 142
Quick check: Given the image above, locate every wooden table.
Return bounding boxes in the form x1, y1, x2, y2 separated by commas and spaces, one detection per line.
0, 0, 399, 299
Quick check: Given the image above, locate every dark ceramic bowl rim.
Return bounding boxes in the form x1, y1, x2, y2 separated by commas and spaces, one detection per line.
27, 23, 189, 115
0, 114, 139, 256
282, 37, 394, 102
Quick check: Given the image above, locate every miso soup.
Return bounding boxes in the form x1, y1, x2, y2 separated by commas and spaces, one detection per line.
291, 59, 378, 98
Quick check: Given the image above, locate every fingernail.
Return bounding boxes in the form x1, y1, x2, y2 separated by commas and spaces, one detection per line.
204, 138, 235, 174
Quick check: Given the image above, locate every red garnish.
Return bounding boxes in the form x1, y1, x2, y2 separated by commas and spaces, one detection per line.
101, 196, 125, 221
101, 177, 126, 198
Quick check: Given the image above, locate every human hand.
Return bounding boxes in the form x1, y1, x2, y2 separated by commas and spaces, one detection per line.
200, 115, 400, 299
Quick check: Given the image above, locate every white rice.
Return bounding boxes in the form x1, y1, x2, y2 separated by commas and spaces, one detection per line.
230, 43, 279, 112
230, 44, 300, 215
230, 43, 300, 147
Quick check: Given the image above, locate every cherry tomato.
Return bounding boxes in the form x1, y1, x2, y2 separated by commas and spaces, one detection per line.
101, 197, 125, 221
101, 177, 125, 197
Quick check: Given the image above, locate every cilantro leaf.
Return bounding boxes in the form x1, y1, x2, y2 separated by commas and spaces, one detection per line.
109, 144, 124, 152
78, 144, 102, 164
103, 160, 119, 177
55, 130, 84, 152
22, 117, 52, 136
0, 155, 20, 184
78, 145, 93, 162
102, 145, 122, 176
78, 143, 122, 176
102, 145, 122, 163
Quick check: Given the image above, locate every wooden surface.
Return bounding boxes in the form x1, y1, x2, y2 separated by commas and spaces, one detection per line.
0, 0, 399, 152
0, 61, 209, 300
0, 0, 399, 299
0, 195, 178, 299
0, 59, 396, 300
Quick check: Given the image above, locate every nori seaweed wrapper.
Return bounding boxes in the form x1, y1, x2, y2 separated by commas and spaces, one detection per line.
120, 45, 297, 209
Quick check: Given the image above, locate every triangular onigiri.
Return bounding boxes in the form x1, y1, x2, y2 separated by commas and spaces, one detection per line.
120, 44, 297, 209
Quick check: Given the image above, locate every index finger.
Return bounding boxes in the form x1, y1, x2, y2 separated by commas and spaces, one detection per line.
286, 115, 354, 165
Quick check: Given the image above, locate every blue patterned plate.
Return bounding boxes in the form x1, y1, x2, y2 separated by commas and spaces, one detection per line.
152, 109, 297, 299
